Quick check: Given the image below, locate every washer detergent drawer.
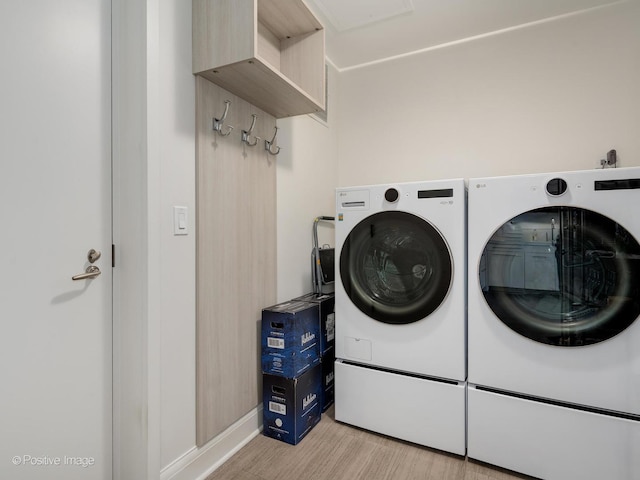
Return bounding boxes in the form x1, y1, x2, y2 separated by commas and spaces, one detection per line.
334, 360, 466, 455
468, 387, 640, 480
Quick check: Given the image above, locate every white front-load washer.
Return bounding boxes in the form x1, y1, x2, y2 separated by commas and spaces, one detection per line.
334, 179, 466, 455
467, 167, 640, 480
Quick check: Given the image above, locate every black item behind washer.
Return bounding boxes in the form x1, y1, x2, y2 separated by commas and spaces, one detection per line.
312, 216, 335, 294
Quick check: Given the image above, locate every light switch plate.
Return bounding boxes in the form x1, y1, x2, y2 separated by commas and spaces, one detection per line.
173, 206, 188, 235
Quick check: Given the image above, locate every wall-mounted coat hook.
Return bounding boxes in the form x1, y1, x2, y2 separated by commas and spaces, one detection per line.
212, 100, 234, 136
265, 126, 281, 155
241, 114, 260, 147
600, 149, 617, 168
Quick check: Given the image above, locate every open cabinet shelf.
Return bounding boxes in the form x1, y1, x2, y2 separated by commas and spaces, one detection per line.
193, 0, 325, 119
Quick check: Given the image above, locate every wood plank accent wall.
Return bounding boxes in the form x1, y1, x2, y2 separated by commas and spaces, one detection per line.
195, 76, 277, 446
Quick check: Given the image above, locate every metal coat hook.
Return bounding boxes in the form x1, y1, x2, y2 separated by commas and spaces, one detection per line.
241, 114, 260, 147
212, 100, 234, 136
600, 149, 617, 168
265, 126, 281, 155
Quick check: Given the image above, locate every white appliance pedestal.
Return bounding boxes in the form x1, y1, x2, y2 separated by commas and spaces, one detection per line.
468, 386, 640, 480
335, 360, 466, 455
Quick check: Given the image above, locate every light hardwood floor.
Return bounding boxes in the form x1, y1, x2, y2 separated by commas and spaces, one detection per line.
205, 406, 535, 480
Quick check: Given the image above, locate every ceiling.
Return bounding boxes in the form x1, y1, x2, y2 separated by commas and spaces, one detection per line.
303, 0, 625, 70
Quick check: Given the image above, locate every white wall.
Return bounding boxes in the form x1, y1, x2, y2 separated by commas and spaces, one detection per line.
155, 3, 341, 474
155, 4, 340, 474
276, 64, 340, 302
337, 1, 640, 187
157, 0, 197, 470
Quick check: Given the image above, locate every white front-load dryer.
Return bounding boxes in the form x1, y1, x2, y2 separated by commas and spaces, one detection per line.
334, 179, 466, 455
467, 167, 640, 480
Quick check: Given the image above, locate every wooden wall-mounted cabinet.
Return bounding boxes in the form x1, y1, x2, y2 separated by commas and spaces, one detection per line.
193, 0, 325, 119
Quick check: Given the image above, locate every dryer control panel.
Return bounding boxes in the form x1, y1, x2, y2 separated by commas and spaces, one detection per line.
338, 189, 369, 210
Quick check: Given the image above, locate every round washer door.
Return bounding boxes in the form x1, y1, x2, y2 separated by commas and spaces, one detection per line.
340, 211, 453, 324
480, 206, 640, 346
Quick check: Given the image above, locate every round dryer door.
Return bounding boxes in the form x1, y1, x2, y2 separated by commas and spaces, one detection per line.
480, 206, 640, 346
340, 211, 453, 325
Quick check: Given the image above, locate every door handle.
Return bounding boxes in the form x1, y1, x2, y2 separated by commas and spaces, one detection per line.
72, 265, 101, 281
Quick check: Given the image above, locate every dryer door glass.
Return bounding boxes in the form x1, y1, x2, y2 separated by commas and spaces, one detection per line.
480, 206, 640, 346
340, 211, 453, 324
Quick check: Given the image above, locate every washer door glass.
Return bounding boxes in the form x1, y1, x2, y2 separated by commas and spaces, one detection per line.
340, 211, 453, 325
481, 206, 640, 346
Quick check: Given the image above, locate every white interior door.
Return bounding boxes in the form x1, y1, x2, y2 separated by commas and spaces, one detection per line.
0, 1, 112, 479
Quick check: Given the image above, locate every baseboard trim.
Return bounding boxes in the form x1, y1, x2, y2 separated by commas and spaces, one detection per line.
161, 405, 263, 480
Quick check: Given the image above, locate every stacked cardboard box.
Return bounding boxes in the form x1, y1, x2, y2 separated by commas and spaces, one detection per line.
261, 300, 323, 445
293, 293, 335, 412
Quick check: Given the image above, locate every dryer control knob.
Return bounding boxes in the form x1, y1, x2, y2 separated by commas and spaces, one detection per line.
385, 188, 399, 203
546, 178, 567, 196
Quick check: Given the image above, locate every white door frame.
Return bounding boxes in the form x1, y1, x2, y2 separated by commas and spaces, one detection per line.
112, 0, 162, 478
